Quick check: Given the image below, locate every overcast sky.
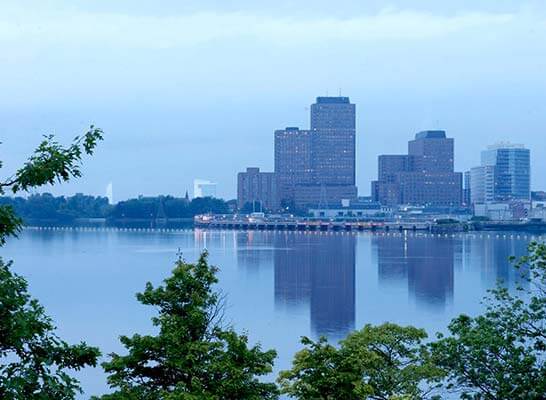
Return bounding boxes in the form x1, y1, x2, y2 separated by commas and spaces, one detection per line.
1, 0, 545, 200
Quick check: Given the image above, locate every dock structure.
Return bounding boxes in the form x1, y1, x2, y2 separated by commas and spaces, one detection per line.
194, 215, 431, 232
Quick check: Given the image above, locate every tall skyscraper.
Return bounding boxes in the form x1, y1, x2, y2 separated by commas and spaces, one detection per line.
372, 130, 462, 207
275, 97, 358, 209
463, 171, 472, 207
274, 127, 313, 207
470, 143, 530, 205
310, 97, 356, 187
408, 130, 454, 173
237, 167, 278, 212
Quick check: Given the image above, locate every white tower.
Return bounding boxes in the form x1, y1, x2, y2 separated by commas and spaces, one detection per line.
106, 182, 114, 204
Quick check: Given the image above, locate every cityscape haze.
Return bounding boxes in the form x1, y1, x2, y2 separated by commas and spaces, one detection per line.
2, 2, 546, 399
1, 1, 545, 200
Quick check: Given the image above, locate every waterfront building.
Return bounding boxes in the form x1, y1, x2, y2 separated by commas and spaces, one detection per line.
532, 191, 546, 201
463, 171, 471, 207
474, 202, 531, 221
371, 155, 412, 206
372, 130, 462, 207
274, 127, 313, 207
310, 96, 356, 187
193, 179, 217, 198
470, 143, 531, 205
237, 167, 279, 212
308, 199, 385, 219
274, 97, 358, 209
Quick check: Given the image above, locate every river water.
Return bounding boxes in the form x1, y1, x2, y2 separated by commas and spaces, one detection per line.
2, 228, 539, 398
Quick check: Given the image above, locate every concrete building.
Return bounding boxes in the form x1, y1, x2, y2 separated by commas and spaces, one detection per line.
193, 179, 217, 198
463, 171, 471, 207
309, 200, 385, 219
474, 202, 531, 221
372, 131, 462, 207
274, 97, 358, 209
470, 143, 531, 205
237, 167, 278, 212
274, 127, 313, 206
310, 96, 356, 187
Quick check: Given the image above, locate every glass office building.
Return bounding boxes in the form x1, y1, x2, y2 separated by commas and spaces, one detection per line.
471, 143, 530, 204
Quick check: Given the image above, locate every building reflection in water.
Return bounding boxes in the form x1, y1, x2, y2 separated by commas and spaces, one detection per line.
235, 231, 276, 273
374, 233, 530, 310
374, 234, 454, 310
463, 234, 529, 291
273, 233, 356, 339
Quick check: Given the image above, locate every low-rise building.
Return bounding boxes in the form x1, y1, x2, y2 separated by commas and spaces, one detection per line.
372, 131, 462, 207
237, 167, 279, 212
309, 200, 387, 219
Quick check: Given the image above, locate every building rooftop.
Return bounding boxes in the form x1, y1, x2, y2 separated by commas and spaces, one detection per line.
315, 96, 350, 104
487, 142, 526, 150
415, 130, 447, 139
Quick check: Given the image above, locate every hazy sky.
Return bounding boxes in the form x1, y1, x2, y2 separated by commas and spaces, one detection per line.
1, 0, 545, 200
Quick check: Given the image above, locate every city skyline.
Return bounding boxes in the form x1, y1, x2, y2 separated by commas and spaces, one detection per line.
372, 130, 463, 207
1, 1, 545, 200
275, 97, 357, 209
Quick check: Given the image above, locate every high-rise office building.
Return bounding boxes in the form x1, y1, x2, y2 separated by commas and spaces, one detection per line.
310, 97, 356, 187
463, 171, 471, 207
275, 97, 358, 209
372, 131, 462, 207
237, 167, 279, 212
408, 130, 454, 172
470, 143, 530, 205
274, 127, 313, 207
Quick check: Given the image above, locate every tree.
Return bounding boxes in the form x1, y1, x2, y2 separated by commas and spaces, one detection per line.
431, 242, 546, 399
96, 251, 278, 400
0, 127, 103, 399
278, 323, 444, 400
0, 259, 101, 399
0, 127, 103, 241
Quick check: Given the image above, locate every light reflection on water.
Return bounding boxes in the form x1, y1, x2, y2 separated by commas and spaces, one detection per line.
1, 229, 534, 398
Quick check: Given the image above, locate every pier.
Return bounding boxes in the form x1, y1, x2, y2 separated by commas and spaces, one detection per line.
194, 215, 432, 232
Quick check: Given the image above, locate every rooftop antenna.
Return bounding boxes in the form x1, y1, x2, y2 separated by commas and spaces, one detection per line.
338, 88, 342, 96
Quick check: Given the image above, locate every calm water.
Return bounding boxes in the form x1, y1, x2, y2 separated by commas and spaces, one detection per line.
2, 228, 537, 398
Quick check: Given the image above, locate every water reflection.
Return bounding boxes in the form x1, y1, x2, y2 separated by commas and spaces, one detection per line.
374, 234, 454, 310
196, 229, 530, 339
273, 233, 356, 339
373, 233, 530, 311
463, 235, 529, 291
4, 229, 540, 400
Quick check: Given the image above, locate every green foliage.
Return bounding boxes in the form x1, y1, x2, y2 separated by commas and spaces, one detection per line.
0, 258, 100, 399
0, 205, 22, 245
0, 126, 103, 399
0, 193, 230, 223
431, 242, 546, 399
109, 196, 229, 219
0, 126, 103, 242
97, 252, 278, 400
0, 193, 111, 222
278, 323, 444, 400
